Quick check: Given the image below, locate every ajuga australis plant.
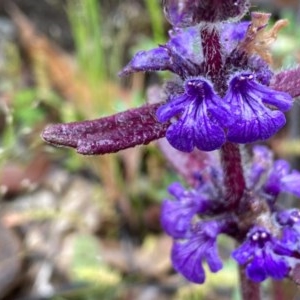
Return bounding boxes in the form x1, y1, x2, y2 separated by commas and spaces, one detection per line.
42, 1, 300, 299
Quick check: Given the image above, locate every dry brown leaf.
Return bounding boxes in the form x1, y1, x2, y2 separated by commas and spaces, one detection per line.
239, 12, 288, 64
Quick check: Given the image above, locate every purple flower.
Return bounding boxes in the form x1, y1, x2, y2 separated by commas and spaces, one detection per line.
119, 18, 295, 152
120, 26, 202, 78
248, 56, 274, 86
232, 227, 291, 282
41, 4, 300, 157
171, 220, 223, 283
221, 21, 250, 53
163, 0, 250, 27
156, 77, 231, 152
121, 23, 293, 152
39, 0, 300, 290
246, 145, 273, 189
277, 210, 300, 253
277, 209, 300, 228
264, 160, 300, 198
225, 72, 293, 143
161, 182, 210, 238
245, 146, 300, 205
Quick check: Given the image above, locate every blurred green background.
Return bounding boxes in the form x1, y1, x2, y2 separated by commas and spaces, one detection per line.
0, 0, 300, 299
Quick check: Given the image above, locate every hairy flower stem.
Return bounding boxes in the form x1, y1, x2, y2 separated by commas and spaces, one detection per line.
240, 267, 261, 300
201, 26, 223, 83
220, 142, 246, 209
221, 143, 256, 299
272, 281, 285, 300
201, 25, 256, 300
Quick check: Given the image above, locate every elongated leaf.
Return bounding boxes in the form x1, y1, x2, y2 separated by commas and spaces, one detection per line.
42, 104, 168, 155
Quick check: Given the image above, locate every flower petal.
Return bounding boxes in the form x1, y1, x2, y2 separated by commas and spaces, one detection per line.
120, 47, 171, 76
247, 145, 273, 188
233, 226, 291, 282
263, 249, 289, 280
246, 253, 267, 282
193, 110, 226, 151
159, 78, 227, 152
205, 246, 223, 272
168, 182, 185, 198
156, 94, 190, 123
247, 80, 293, 112
168, 27, 203, 66
161, 199, 194, 238
120, 26, 203, 78
225, 73, 288, 143
160, 182, 210, 238
171, 221, 223, 284
172, 239, 207, 283
221, 21, 250, 53
280, 171, 300, 198
248, 55, 273, 86
166, 104, 226, 152
165, 109, 195, 152
264, 160, 291, 196
232, 240, 253, 265
227, 108, 286, 143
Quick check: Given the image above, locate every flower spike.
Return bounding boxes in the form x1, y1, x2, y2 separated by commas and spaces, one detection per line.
41, 0, 300, 291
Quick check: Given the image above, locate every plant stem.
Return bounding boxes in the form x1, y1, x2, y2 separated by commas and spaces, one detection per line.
272, 280, 285, 300
220, 142, 246, 209
239, 267, 261, 300
221, 143, 255, 300
201, 25, 223, 80
200, 23, 247, 209
201, 26, 247, 209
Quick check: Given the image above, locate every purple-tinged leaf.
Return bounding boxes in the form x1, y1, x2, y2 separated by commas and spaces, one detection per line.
270, 66, 300, 98
42, 104, 169, 155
